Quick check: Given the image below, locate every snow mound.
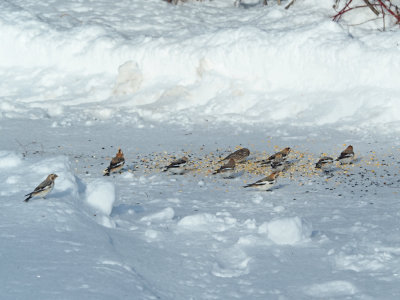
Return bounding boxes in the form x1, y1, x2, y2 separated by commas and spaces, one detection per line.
86, 179, 116, 216
212, 247, 251, 278
304, 280, 358, 298
112, 61, 143, 96
259, 217, 312, 245
0, 151, 22, 169
177, 213, 236, 232
140, 207, 175, 223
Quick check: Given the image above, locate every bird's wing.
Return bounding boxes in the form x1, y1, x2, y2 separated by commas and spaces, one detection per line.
250, 177, 270, 186
110, 157, 125, 168
33, 179, 51, 193
166, 158, 187, 169
338, 152, 353, 160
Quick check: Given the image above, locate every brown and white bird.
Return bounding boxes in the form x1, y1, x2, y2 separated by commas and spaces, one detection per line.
163, 156, 188, 175
336, 145, 354, 164
213, 158, 236, 178
259, 147, 291, 166
219, 148, 250, 163
269, 152, 292, 172
315, 156, 334, 172
103, 148, 125, 176
243, 172, 279, 191
24, 174, 58, 202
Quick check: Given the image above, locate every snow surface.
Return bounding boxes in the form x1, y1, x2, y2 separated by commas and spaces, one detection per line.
1, 0, 400, 130
1, 0, 400, 299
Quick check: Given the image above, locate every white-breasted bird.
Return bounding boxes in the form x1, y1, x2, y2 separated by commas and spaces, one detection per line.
269, 152, 292, 172
24, 174, 58, 202
243, 172, 279, 191
315, 156, 334, 172
259, 147, 291, 166
213, 158, 236, 178
103, 148, 125, 176
219, 148, 250, 163
163, 156, 188, 175
336, 145, 354, 165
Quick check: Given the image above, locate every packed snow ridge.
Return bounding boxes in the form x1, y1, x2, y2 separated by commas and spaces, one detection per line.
1, 0, 400, 130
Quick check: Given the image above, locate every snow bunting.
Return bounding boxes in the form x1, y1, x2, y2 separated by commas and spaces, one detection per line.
336, 145, 354, 164
163, 156, 188, 175
103, 148, 125, 176
259, 147, 291, 165
315, 156, 334, 172
213, 158, 236, 178
243, 172, 279, 191
219, 148, 250, 163
270, 155, 291, 172
24, 174, 58, 202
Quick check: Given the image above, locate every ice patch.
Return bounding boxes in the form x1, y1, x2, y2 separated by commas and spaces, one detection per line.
145, 229, 160, 241
259, 217, 312, 245
177, 213, 237, 233
0, 151, 22, 169
86, 179, 116, 216
140, 207, 175, 223
304, 280, 358, 298
335, 252, 389, 272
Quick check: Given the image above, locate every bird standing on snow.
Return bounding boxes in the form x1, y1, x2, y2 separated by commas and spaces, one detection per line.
270, 152, 291, 172
163, 156, 188, 175
213, 158, 236, 178
336, 145, 354, 165
219, 148, 250, 163
259, 147, 291, 166
243, 172, 279, 191
315, 156, 334, 172
24, 174, 58, 202
103, 148, 125, 176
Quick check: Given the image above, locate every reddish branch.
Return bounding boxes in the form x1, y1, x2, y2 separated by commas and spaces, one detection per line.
376, 0, 400, 23
332, 0, 400, 26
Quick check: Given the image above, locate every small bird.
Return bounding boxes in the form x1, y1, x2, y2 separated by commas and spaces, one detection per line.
219, 148, 250, 163
213, 158, 236, 178
103, 148, 125, 176
270, 155, 291, 172
243, 172, 279, 191
163, 156, 188, 175
259, 147, 291, 165
336, 145, 354, 164
24, 174, 58, 202
315, 156, 334, 172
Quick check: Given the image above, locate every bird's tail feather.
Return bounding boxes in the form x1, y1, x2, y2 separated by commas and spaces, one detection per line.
103, 167, 110, 176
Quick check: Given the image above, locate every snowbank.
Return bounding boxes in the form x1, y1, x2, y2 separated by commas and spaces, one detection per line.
86, 179, 116, 216
1, 0, 400, 129
258, 216, 312, 245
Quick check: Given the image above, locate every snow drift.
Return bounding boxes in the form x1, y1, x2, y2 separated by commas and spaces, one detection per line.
0, 0, 400, 129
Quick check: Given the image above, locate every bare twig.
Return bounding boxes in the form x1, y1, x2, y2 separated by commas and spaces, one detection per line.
285, 0, 296, 10
362, 0, 380, 16
333, 0, 400, 28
